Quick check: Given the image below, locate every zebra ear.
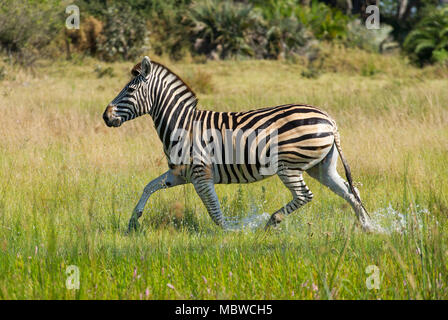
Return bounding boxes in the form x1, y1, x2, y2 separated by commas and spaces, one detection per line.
141, 56, 152, 77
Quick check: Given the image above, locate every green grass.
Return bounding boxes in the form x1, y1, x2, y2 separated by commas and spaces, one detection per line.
0, 52, 447, 299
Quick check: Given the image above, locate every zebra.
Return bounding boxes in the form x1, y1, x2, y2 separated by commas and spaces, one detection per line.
103, 56, 374, 233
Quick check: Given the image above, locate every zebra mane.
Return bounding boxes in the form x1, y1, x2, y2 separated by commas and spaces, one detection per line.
131, 60, 198, 108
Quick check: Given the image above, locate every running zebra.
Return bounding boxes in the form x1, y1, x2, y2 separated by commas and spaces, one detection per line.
103, 56, 373, 232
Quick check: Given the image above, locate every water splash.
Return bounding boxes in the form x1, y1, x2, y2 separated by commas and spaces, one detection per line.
223, 212, 271, 232
222, 203, 434, 235
369, 203, 433, 234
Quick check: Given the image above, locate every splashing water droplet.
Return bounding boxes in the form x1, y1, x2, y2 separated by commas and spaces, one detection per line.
368, 203, 433, 235
223, 212, 271, 232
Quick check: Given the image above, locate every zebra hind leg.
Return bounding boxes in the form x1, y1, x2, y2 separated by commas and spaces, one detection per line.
265, 169, 313, 229
306, 146, 374, 232
191, 166, 226, 227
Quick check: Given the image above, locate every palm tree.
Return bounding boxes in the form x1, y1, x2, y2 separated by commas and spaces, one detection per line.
403, 7, 448, 65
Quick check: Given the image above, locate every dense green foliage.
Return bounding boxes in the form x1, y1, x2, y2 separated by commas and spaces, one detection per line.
186, 0, 314, 59
295, 1, 349, 41
97, 6, 149, 61
0, 0, 446, 66
0, 0, 63, 64
187, 0, 264, 59
403, 7, 448, 66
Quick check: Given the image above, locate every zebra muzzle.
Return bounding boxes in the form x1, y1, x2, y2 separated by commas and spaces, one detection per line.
103, 105, 122, 127
109, 117, 122, 127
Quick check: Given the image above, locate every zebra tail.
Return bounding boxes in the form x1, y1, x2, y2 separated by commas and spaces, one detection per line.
332, 126, 371, 218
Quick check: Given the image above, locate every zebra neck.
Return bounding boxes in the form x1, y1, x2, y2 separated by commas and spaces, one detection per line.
150, 86, 198, 153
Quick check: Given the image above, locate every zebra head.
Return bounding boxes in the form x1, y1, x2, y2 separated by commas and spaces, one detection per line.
103, 56, 153, 127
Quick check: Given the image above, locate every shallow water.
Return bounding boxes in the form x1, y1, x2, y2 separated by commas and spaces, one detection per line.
223, 212, 271, 232
222, 203, 433, 235
369, 203, 432, 234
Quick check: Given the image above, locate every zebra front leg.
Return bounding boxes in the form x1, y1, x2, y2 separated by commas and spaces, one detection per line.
265, 169, 313, 230
128, 170, 186, 232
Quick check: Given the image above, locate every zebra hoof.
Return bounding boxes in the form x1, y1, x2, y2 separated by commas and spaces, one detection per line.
360, 221, 376, 233
264, 213, 284, 230
362, 222, 384, 234
127, 218, 140, 233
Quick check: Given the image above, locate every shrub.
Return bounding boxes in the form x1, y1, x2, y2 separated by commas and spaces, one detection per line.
93, 65, 115, 78
295, 1, 349, 41
97, 6, 149, 61
187, 0, 265, 59
188, 0, 317, 61
183, 68, 214, 93
403, 7, 448, 66
252, 0, 298, 58
147, 7, 190, 60
0, 0, 63, 65
66, 16, 103, 57
258, 1, 314, 60
346, 19, 396, 53
265, 15, 310, 59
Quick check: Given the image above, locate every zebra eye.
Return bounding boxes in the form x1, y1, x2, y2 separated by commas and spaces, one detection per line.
128, 87, 136, 93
